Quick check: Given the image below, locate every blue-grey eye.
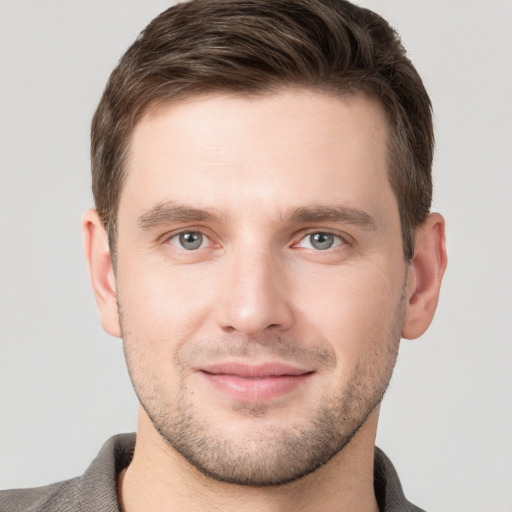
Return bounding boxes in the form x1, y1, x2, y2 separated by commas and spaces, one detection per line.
310, 232, 335, 250
169, 231, 207, 250
296, 232, 343, 250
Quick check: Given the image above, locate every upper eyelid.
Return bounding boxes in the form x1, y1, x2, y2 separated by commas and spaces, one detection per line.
294, 233, 346, 250
292, 228, 352, 245
163, 231, 217, 255
168, 230, 209, 240
159, 227, 212, 243
168, 230, 211, 250
158, 227, 352, 247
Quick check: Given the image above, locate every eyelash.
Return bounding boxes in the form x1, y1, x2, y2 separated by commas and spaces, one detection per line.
164, 229, 349, 252
293, 231, 346, 251
166, 231, 214, 251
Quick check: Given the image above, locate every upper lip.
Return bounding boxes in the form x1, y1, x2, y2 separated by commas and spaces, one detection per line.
200, 363, 313, 378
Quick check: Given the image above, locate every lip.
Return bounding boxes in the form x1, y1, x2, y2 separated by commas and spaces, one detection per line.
199, 363, 314, 402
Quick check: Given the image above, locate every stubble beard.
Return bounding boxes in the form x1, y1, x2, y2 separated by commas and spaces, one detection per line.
120, 296, 404, 487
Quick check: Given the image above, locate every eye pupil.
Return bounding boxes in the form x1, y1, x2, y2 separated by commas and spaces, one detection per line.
310, 232, 334, 250
179, 232, 203, 250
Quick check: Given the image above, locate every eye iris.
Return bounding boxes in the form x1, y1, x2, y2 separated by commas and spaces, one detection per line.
311, 232, 334, 250
179, 232, 203, 250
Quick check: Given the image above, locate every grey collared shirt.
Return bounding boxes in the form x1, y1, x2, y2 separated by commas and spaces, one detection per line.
0, 433, 425, 511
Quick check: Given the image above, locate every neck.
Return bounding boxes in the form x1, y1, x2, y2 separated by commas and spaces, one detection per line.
119, 407, 380, 512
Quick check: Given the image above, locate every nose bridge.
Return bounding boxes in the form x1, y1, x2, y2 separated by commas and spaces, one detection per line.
216, 241, 293, 335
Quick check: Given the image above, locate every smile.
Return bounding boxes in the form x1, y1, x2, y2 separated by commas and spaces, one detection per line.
199, 363, 314, 402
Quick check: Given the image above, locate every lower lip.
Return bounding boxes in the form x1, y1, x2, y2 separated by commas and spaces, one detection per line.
201, 372, 312, 402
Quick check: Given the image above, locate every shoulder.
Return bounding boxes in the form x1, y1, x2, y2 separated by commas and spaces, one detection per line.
0, 477, 80, 512
0, 433, 135, 512
374, 447, 427, 512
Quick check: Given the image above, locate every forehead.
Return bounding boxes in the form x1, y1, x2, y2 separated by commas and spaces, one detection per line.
121, 89, 395, 226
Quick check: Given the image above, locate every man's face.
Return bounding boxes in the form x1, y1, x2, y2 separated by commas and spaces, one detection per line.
114, 90, 408, 485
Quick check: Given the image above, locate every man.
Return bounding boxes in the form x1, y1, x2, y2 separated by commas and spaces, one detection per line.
0, 0, 446, 510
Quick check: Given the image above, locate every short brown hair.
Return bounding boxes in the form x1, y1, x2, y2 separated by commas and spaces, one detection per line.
91, 0, 433, 261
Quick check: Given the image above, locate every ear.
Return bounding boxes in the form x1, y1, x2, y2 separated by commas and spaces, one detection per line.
402, 213, 447, 340
82, 209, 121, 338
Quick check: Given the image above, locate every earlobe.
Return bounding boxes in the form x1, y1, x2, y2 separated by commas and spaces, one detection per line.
402, 213, 447, 340
82, 209, 122, 338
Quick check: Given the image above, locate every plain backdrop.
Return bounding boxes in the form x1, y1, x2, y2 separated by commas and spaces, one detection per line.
1, 1, 511, 511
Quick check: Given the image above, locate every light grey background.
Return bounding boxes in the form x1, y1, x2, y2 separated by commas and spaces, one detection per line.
1, 1, 511, 511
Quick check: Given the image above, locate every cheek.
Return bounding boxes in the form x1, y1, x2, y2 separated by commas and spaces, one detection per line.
293, 259, 405, 355
117, 264, 212, 394
116, 255, 218, 345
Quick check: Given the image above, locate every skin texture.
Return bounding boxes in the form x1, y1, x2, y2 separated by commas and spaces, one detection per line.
83, 89, 447, 512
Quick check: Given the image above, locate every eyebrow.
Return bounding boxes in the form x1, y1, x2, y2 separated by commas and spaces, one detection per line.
285, 206, 378, 230
137, 201, 378, 231
138, 201, 224, 230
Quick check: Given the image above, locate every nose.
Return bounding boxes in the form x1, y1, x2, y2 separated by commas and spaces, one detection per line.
216, 247, 294, 336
